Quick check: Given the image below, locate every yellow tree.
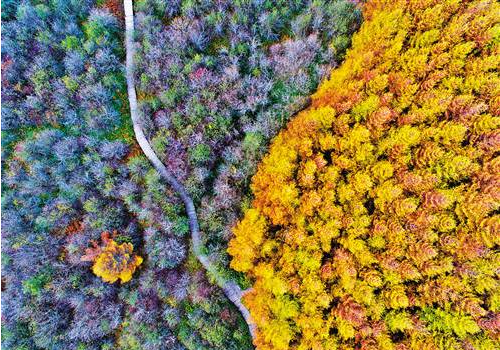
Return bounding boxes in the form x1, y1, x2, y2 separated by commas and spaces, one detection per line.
82, 231, 143, 283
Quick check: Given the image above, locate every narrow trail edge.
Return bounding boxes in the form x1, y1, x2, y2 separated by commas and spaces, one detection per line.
123, 0, 257, 341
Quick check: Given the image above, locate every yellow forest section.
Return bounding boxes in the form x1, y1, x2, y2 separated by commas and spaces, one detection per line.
228, 0, 499, 349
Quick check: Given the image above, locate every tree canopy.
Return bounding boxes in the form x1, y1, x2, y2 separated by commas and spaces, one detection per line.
229, 0, 500, 349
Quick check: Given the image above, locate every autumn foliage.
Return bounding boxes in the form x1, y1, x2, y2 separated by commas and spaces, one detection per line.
82, 231, 143, 283
228, 0, 500, 349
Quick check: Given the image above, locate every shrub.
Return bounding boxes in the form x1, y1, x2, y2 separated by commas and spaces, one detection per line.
145, 230, 187, 269
242, 132, 264, 154
189, 143, 211, 164
21, 272, 51, 297
229, 0, 500, 349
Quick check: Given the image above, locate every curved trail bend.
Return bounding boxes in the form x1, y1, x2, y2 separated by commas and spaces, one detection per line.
123, 0, 256, 340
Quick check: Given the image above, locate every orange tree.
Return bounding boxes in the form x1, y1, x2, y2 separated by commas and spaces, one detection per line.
82, 231, 143, 283
228, 0, 499, 349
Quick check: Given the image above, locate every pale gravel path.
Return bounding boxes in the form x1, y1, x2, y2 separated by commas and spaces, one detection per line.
123, 0, 256, 341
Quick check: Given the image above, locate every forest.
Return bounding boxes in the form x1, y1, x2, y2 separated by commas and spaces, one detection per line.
1, 1, 498, 350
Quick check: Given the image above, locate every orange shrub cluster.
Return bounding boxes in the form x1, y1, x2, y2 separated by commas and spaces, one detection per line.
82, 231, 143, 283
228, 0, 499, 349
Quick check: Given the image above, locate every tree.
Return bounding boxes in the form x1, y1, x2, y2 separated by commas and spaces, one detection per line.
82, 231, 143, 283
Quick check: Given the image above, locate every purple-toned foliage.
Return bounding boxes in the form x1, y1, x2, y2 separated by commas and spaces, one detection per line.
2, 3, 123, 135
144, 227, 187, 269
1, 2, 142, 349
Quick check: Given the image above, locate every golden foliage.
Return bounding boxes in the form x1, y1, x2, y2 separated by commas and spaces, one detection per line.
81, 231, 143, 283
229, 0, 500, 349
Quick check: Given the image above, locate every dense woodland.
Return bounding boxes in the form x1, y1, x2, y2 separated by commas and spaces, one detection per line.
1, 1, 361, 349
3, 0, 498, 350
229, 0, 500, 349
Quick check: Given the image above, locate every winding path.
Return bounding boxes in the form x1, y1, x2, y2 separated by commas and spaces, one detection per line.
123, 0, 256, 341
